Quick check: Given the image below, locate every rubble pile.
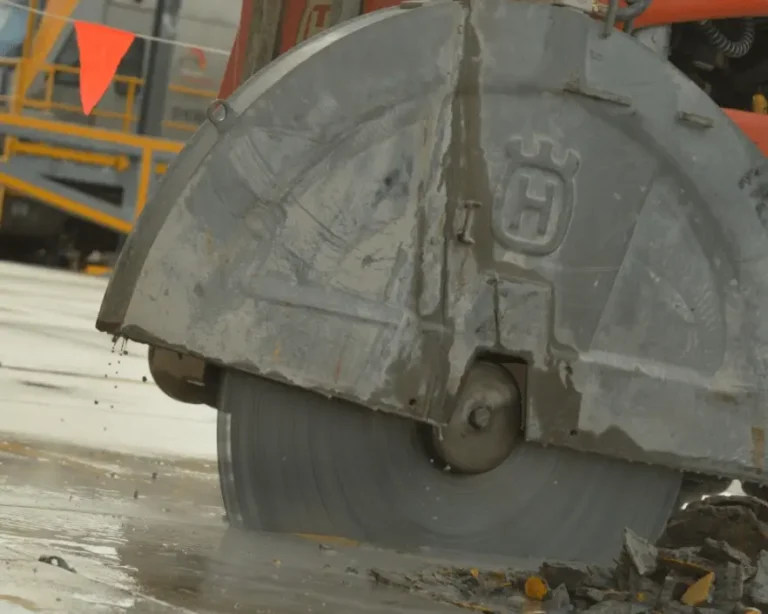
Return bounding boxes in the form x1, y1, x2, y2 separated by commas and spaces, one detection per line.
369, 496, 768, 613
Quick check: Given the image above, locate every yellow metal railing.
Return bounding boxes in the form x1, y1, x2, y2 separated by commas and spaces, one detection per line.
0, 3, 220, 230
0, 111, 184, 228
0, 57, 217, 134
0, 56, 213, 220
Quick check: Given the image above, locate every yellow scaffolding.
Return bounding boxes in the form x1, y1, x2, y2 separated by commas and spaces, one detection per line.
0, 0, 219, 237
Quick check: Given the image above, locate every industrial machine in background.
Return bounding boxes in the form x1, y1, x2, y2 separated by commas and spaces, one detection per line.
0, 0, 238, 270
99, 0, 768, 565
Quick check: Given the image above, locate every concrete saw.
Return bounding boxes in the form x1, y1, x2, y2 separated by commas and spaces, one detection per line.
97, 0, 768, 564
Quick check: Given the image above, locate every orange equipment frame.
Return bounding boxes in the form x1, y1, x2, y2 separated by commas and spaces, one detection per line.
219, 0, 400, 100
220, 0, 768, 156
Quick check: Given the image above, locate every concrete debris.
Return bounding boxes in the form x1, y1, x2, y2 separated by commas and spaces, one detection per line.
749, 552, 768, 607
38, 555, 76, 573
583, 603, 651, 613
369, 496, 768, 614
702, 539, 754, 571
549, 584, 572, 610
624, 528, 658, 576
659, 496, 768, 560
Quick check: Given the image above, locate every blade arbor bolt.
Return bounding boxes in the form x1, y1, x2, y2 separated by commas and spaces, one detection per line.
468, 405, 493, 430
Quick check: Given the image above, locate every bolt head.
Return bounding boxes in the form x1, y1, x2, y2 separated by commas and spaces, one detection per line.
469, 406, 492, 430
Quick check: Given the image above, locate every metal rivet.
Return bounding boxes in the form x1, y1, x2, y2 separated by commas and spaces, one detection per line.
207, 99, 228, 124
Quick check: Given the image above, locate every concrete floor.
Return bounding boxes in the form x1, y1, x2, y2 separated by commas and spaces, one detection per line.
0, 261, 216, 460
0, 438, 475, 614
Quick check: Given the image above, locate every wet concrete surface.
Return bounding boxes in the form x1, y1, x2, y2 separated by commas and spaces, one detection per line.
0, 437, 490, 614
0, 261, 216, 460
3, 436, 767, 614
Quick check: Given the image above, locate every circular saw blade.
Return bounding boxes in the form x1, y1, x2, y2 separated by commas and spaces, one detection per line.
218, 371, 681, 565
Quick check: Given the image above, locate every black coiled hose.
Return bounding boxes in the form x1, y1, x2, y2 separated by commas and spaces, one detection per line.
697, 19, 756, 59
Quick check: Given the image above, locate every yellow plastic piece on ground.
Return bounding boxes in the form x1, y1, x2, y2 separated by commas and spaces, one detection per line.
524, 576, 549, 601
681, 571, 715, 606
470, 568, 480, 579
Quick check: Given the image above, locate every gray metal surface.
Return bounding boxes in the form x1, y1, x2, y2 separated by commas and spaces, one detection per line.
98, 1, 768, 483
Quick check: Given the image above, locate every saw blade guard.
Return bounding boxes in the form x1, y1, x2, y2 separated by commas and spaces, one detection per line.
98, 0, 768, 483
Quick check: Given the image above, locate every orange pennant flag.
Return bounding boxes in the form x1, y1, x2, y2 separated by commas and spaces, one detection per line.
74, 21, 136, 115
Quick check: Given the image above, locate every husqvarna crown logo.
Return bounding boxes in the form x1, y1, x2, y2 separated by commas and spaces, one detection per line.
492, 135, 580, 256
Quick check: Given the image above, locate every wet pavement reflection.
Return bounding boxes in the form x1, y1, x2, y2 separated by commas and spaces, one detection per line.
0, 437, 471, 613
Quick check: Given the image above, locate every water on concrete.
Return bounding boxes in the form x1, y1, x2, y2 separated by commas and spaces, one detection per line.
0, 438, 472, 613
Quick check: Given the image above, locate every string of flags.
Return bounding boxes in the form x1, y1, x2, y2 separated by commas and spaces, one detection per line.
73, 21, 137, 115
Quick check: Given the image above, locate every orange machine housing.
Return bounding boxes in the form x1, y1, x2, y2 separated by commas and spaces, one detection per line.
219, 0, 400, 100
219, 0, 768, 156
